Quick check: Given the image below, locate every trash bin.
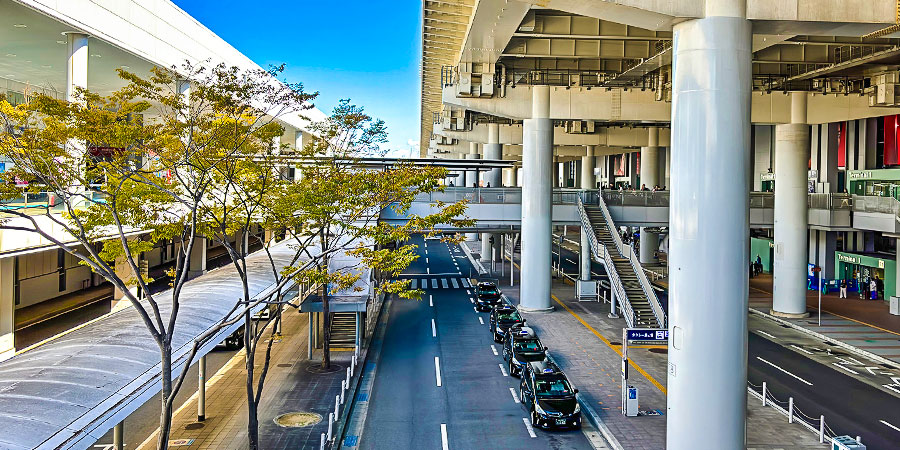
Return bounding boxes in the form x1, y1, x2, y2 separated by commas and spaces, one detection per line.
890, 297, 900, 316
831, 435, 866, 449
624, 385, 638, 417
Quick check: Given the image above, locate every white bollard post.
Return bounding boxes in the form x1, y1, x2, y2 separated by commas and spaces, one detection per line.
819, 415, 825, 443
761, 382, 767, 406
856, 436, 862, 444
320, 432, 326, 450
341, 380, 346, 405
346, 367, 351, 386
327, 414, 333, 440
335, 395, 340, 418
788, 397, 794, 423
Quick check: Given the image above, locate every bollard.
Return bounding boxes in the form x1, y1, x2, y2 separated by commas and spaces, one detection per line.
788, 397, 794, 423
327, 414, 333, 441
320, 433, 326, 450
761, 382, 767, 406
340, 380, 346, 405
856, 436, 861, 444
346, 367, 351, 386
819, 415, 825, 443
351, 356, 355, 375
335, 395, 340, 418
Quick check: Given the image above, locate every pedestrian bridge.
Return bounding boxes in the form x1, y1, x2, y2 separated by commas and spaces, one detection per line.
381, 188, 853, 230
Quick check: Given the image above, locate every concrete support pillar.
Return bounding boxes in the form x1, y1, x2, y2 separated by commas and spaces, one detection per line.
481, 232, 492, 262
0, 257, 15, 361
308, 312, 314, 359
581, 146, 596, 189
628, 153, 639, 188
772, 92, 811, 318
606, 155, 617, 187
113, 256, 138, 301
552, 157, 560, 188
465, 143, 480, 187
198, 355, 207, 421
503, 167, 518, 187
188, 237, 208, 278
484, 124, 502, 187
520, 85, 553, 312
580, 227, 591, 281
640, 128, 660, 189
667, 5, 751, 449
65, 32, 88, 102
639, 229, 659, 264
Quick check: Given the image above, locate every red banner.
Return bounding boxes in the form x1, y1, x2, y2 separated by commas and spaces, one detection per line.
838, 122, 846, 168
885, 115, 899, 167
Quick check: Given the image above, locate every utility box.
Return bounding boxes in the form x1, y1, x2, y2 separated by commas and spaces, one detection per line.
890, 297, 899, 316
623, 385, 638, 417
831, 436, 865, 450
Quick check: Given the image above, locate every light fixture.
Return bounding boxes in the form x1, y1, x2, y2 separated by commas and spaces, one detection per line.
120, 65, 130, 70
13, 24, 27, 28
5, 53, 16, 57
56, 40, 66, 45
90, 53, 101, 58
41, 65, 51, 69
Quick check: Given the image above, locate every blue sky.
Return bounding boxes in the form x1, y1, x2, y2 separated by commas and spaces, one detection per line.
172, 0, 422, 157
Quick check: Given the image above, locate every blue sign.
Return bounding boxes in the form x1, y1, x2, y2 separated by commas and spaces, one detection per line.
626, 328, 668, 344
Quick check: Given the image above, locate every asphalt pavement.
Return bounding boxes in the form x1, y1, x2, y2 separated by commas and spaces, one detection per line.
359, 236, 595, 450
552, 241, 900, 449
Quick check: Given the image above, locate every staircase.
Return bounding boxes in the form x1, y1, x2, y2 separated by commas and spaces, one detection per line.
578, 194, 666, 328
328, 312, 357, 348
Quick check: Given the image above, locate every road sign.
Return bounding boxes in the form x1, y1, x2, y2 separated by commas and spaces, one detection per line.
625, 328, 669, 345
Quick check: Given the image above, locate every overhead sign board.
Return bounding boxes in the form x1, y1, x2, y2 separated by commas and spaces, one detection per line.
625, 328, 668, 345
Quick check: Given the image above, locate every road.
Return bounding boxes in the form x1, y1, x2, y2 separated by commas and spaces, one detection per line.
552, 240, 900, 449
359, 235, 595, 450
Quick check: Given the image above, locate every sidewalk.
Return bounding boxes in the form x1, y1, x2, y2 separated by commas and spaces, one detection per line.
137, 307, 360, 450
505, 278, 826, 449
749, 274, 900, 365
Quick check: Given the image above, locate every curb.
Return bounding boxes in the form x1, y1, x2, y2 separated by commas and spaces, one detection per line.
749, 308, 900, 371
460, 240, 489, 276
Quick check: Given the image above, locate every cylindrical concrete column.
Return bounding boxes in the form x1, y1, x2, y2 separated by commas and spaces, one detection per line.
772, 92, 810, 318
667, 6, 751, 450
481, 232, 492, 261
639, 229, 659, 264
552, 157, 560, 187
640, 128, 660, 189
65, 32, 88, 102
465, 143, 480, 187
503, 167, 518, 187
521, 85, 553, 311
580, 227, 591, 281
581, 146, 596, 189
484, 123, 502, 187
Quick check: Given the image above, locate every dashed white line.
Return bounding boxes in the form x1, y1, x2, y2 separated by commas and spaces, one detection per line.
509, 387, 520, 403
499, 363, 508, 377
432, 319, 437, 338
478, 317, 484, 325
522, 418, 537, 438
790, 344, 814, 355
756, 357, 813, 386
470, 298, 474, 304
441, 423, 449, 450
427, 267, 430, 274
491, 345, 498, 356
429, 295, 433, 307
881, 419, 900, 433
756, 330, 777, 340
566, 258, 575, 264
831, 363, 859, 375
435, 357, 442, 387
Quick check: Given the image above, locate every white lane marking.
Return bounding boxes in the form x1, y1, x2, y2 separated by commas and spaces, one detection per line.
411, 279, 418, 289
478, 317, 485, 325
756, 357, 813, 386
470, 298, 474, 304
522, 418, 537, 438
425, 249, 428, 255
432, 319, 437, 338
441, 423, 449, 450
566, 258, 575, 264
831, 362, 859, 375
881, 420, 900, 433
429, 295, 433, 307
426, 257, 430, 263
451, 278, 459, 289
491, 345, 498, 356
427, 267, 431, 274
435, 357, 442, 387
790, 344, 814, 355
509, 387, 520, 403
441, 278, 448, 288
431, 278, 438, 289
499, 363, 508, 377
756, 330, 777, 340
462, 279, 470, 288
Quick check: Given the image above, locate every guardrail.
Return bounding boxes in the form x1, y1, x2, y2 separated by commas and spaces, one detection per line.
593, 192, 667, 328
601, 191, 851, 211
0, 189, 109, 216
411, 187, 586, 205
577, 197, 634, 327
851, 194, 900, 216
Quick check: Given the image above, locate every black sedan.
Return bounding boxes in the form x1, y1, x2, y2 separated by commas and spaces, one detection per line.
502, 326, 548, 377
474, 281, 502, 311
519, 360, 581, 430
489, 305, 525, 343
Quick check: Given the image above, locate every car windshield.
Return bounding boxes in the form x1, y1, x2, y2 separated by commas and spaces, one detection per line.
497, 311, 521, 321
479, 286, 499, 294
535, 378, 573, 397
514, 340, 542, 352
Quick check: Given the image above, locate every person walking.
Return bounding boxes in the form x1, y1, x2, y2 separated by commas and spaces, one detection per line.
839, 278, 847, 298
870, 277, 878, 300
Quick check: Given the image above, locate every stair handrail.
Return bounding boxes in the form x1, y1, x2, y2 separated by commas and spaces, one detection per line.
594, 190, 668, 328
577, 194, 634, 327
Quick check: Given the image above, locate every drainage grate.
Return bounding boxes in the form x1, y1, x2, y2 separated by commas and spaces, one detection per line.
277, 363, 292, 368
609, 341, 621, 346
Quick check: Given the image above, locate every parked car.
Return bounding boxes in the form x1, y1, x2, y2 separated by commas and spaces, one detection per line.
502, 325, 548, 377
519, 359, 581, 430
489, 305, 525, 343
217, 326, 245, 350
475, 281, 502, 311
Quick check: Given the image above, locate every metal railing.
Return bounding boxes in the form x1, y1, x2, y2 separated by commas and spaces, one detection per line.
851, 194, 900, 215
601, 190, 670, 207
577, 197, 634, 327
412, 187, 583, 205
0, 189, 109, 217
601, 191, 850, 211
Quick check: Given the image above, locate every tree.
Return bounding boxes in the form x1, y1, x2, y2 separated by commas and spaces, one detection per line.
0, 61, 314, 449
